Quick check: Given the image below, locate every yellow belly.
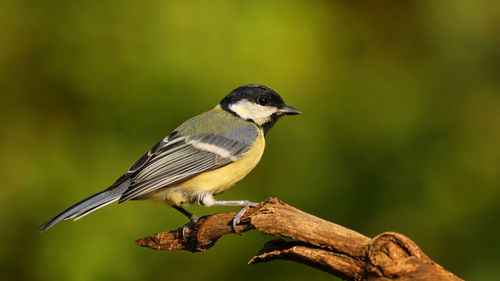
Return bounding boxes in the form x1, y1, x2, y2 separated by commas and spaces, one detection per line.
152, 129, 265, 206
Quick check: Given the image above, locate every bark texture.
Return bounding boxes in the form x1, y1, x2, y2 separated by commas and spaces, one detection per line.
136, 198, 462, 281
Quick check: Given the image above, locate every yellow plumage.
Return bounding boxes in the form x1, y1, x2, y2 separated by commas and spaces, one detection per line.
151, 126, 265, 206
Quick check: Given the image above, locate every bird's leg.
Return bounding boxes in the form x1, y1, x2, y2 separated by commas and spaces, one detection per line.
198, 194, 257, 233
173, 205, 199, 239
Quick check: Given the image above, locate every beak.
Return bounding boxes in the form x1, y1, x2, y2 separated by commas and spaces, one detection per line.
277, 105, 302, 115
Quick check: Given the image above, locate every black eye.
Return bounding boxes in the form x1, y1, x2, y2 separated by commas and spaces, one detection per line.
258, 96, 269, 105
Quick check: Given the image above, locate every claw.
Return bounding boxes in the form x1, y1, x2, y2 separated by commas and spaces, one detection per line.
232, 202, 258, 234
182, 215, 199, 240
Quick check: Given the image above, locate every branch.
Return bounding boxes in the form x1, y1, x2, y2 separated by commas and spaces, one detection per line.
136, 198, 463, 281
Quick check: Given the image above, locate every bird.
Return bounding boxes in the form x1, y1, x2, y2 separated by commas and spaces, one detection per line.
38, 84, 301, 235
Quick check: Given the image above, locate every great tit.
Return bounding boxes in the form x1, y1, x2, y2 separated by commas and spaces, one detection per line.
39, 84, 301, 234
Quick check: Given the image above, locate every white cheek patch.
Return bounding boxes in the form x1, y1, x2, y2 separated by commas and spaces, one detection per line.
229, 100, 277, 125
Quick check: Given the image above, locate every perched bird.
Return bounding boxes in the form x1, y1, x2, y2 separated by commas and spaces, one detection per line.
39, 84, 301, 234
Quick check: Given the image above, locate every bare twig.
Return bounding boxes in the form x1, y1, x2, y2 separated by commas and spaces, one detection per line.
136, 198, 463, 281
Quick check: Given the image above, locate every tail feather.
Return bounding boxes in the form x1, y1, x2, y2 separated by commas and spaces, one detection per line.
70, 198, 119, 221
38, 181, 129, 232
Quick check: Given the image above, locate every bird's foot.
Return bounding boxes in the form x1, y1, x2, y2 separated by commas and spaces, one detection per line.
182, 215, 199, 239
232, 201, 258, 234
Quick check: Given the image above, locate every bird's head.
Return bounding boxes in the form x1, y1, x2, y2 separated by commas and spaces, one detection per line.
220, 84, 301, 133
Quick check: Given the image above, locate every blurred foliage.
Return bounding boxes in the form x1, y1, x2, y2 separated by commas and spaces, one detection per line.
1, 0, 499, 280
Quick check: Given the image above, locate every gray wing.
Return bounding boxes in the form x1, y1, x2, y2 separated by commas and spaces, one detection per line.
118, 133, 253, 202
107, 132, 180, 189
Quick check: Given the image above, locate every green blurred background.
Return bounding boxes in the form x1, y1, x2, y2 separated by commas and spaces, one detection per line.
1, 0, 499, 280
